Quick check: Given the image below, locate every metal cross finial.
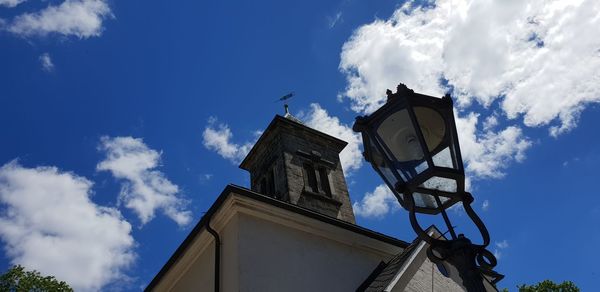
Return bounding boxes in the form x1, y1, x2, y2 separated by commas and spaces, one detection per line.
275, 92, 295, 115
275, 92, 295, 103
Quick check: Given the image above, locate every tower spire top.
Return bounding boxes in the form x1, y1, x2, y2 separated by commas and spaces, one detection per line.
283, 104, 303, 124
274, 91, 302, 124
239, 113, 355, 223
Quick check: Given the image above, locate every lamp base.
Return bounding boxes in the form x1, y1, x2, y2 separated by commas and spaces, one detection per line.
428, 235, 503, 292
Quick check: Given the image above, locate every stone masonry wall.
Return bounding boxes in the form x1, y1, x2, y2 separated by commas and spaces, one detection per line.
243, 116, 356, 224
398, 257, 465, 292
280, 127, 355, 224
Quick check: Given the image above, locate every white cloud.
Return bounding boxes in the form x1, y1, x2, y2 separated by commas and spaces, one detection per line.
6, 0, 112, 38
39, 53, 54, 72
202, 117, 254, 164
199, 173, 213, 184
562, 157, 581, 168
456, 112, 531, 179
353, 184, 399, 218
303, 103, 363, 174
97, 136, 192, 226
0, 161, 135, 292
482, 115, 498, 131
340, 0, 600, 136
340, 1, 538, 179
339, 0, 557, 219
328, 12, 342, 29
339, 6, 447, 114
482, 199, 489, 211
496, 240, 509, 249
494, 239, 509, 260
493, 249, 501, 260
0, 0, 25, 8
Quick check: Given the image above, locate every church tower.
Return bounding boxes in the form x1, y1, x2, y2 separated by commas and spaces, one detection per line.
239, 111, 356, 223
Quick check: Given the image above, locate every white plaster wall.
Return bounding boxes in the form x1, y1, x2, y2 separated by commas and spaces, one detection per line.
221, 214, 240, 292
236, 213, 390, 292
169, 214, 240, 292
159, 203, 401, 292
170, 240, 214, 291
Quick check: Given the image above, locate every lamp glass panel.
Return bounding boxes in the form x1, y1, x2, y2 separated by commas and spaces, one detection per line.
413, 192, 450, 209
414, 161, 429, 174
450, 142, 462, 171
377, 109, 424, 162
432, 147, 455, 169
448, 117, 464, 171
439, 196, 449, 205
367, 135, 405, 199
420, 177, 457, 193
413, 192, 438, 209
376, 109, 430, 179
414, 107, 446, 153
380, 164, 404, 201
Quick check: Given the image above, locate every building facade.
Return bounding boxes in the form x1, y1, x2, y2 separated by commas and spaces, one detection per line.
146, 114, 494, 292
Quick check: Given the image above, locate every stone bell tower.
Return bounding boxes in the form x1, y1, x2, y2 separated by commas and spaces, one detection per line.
239, 111, 356, 224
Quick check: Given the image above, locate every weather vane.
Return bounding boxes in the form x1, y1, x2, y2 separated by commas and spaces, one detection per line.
274, 91, 295, 114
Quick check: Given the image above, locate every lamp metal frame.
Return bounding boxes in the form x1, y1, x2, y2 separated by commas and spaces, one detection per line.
353, 84, 504, 291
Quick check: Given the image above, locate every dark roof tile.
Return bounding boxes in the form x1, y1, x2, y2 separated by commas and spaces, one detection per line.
357, 239, 421, 292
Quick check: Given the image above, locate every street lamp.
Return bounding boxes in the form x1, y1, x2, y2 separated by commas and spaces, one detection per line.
353, 84, 503, 291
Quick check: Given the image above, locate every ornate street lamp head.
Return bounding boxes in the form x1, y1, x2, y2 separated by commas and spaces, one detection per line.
353, 84, 465, 214
353, 83, 504, 290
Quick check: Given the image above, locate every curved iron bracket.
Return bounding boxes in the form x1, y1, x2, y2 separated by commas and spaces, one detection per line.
399, 190, 503, 291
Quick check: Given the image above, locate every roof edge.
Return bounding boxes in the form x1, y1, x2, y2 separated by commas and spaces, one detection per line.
239, 115, 348, 170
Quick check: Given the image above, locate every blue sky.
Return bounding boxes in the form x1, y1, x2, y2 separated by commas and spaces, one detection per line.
1, 0, 600, 291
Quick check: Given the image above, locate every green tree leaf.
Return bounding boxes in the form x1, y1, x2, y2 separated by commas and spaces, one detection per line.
0, 265, 73, 292
516, 279, 579, 292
